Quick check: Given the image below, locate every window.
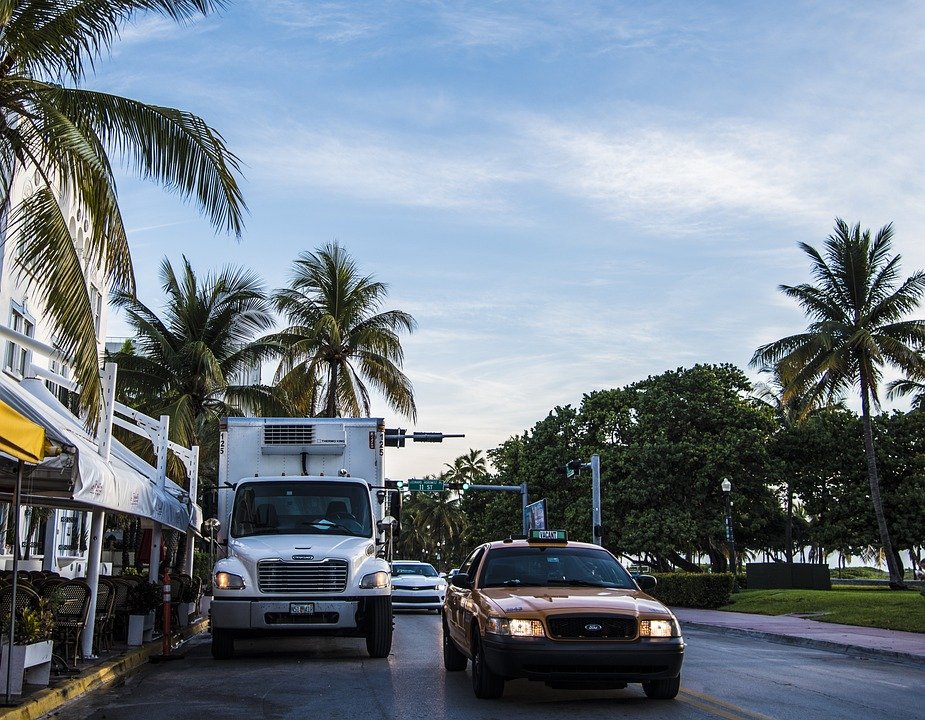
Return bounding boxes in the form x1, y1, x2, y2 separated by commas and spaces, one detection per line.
90, 284, 103, 335
4, 306, 34, 376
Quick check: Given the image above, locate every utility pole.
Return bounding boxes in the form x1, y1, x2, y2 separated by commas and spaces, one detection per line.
563, 454, 603, 546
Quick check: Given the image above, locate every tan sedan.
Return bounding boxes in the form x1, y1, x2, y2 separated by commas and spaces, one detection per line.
442, 531, 684, 699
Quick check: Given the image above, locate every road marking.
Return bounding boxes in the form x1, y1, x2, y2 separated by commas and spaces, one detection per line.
679, 688, 776, 720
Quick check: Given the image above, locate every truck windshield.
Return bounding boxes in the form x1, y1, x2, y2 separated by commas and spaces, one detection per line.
231, 481, 373, 539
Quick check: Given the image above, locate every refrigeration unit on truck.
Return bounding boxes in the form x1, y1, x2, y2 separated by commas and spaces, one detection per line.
209, 417, 459, 660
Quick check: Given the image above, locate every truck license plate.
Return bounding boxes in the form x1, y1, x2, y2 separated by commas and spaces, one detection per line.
290, 602, 315, 615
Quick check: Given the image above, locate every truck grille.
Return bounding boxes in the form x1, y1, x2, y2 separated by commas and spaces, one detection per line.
263, 424, 315, 446
547, 615, 637, 640
257, 559, 349, 593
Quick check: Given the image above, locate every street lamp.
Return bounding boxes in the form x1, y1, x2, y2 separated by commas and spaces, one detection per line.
721, 478, 736, 578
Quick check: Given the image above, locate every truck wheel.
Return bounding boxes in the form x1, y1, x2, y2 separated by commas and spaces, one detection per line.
211, 628, 235, 660
443, 618, 467, 671
642, 674, 681, 699
365, 596, 393, 658
471, 631, 504, 699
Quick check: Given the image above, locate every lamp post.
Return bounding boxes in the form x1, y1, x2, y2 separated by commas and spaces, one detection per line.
721, 478, 736, 578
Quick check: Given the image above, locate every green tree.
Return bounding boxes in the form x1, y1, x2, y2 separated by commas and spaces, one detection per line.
272, 242, 416, 420
751, 219, 925, 588
2, 0, 246, 421
444, 449, 488, 486
109, 256, 281, 489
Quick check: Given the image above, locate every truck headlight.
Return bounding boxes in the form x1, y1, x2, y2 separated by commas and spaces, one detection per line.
360, 571, 391, 589
639, 619, 680, 637
215, 571, 246, 590
486, 617, 545, 638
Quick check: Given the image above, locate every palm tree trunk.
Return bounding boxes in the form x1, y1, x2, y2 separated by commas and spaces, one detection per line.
325, 362, 339, 417
859, 372, 906, 589
785, 483, 794, 564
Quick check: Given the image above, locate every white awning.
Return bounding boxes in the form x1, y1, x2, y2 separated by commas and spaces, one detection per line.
0, 374, 198, 533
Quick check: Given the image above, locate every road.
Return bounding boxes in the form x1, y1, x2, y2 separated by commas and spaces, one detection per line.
50, 613, 924, 720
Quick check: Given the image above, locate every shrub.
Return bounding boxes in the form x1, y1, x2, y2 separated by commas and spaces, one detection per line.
1, 598, 55, 644
126, 580, 162, 615
648, 572, 735, 609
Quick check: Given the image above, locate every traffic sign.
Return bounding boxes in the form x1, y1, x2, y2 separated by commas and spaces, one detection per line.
408, 480, 445, 492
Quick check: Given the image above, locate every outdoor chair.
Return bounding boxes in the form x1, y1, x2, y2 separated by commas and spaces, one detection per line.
0, 583, 41, 627
109, 578, 132, 642
93, 578, 116, 653
170, 574, 190, 628
52, 580, 91, 666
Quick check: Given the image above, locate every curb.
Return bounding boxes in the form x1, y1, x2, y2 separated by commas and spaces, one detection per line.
680, 620, 925, 667
0, 620, 209, 720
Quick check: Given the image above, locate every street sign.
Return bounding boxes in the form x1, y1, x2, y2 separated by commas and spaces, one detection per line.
408, 479, 445, 492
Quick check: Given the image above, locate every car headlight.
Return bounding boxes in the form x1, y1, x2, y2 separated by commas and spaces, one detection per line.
639, 618, 680, 637
360, 571, 391, 589
215, 571, 246, 590
435, 582, 447, 591
486, 617, 545, 638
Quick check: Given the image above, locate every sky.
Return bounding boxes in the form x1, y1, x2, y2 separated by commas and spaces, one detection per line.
97, 0, 925, 481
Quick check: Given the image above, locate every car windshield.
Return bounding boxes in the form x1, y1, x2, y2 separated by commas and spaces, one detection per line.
231, 481, 373, 539
479, 546, 637, 589
391, 563, 438, 577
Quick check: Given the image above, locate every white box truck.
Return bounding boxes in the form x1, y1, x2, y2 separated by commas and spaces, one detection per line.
210, 417, 398, 659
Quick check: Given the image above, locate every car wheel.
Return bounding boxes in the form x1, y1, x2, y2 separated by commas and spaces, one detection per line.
642, 674, 681, 700
443, 618, 467, 671
365, 596, 393, 658
471, 631, 504, 698
210, 628, 234, 660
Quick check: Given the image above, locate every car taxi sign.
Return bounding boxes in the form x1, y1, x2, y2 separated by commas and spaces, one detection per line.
528, 529, 568, 542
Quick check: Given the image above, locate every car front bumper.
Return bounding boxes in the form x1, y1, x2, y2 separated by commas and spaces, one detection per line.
481, 634, 684, 683
391, 590, 445, 610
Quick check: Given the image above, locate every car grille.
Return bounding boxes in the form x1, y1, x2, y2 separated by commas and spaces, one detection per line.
546, 615, 637, 640
257, 559, 348, 593
394, 595, 440, 604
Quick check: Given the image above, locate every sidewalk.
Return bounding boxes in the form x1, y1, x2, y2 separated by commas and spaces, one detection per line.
674, 607, 925, 666
0, 619, 207, 720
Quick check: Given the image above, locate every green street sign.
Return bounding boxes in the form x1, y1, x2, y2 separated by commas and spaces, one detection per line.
408, 480, 445, 492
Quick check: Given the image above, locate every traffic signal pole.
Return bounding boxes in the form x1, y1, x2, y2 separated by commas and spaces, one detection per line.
591, 454, 602, 546
465, 483, 529, 534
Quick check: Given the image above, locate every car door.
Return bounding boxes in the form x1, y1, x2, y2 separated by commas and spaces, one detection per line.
446, 545, 486, 651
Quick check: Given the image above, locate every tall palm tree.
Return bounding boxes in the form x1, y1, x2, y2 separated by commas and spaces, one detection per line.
272, 242, 417, 420
2, 1, 245, 421
751, 219, 925, 588
109, 256, 281, 470
887, 365, 925, 410
444, 448, 489, 486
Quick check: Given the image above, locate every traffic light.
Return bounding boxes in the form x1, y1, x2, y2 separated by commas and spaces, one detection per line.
462, 482, 470, 491
384, 428, 406, 447
565, 459, 583, 479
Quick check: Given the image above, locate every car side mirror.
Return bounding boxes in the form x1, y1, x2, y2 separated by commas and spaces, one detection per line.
635, 574, 657, 591
450, 573, 471, 589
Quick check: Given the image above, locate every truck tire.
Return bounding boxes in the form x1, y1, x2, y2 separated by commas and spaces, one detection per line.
365, 596, 393, 658
642, 674, 681, 699
211, 628, 235, 660
443, 618, 467, 671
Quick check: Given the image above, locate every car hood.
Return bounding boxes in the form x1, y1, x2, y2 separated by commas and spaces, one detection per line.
480, 587, 673, 617
392, 575, 443, 588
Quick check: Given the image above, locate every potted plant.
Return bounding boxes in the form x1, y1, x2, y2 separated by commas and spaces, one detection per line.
0, 598, 56, 694
177, 577, 199, 628
126, 580, 161, 646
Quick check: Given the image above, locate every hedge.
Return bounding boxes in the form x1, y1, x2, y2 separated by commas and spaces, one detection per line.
647, 572, 735, 609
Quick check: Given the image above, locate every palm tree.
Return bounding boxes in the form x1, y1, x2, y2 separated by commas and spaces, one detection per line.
272, 242, 416, 420
887, 367, 925, 411
109, 256, 281, 470
2, 1, 245, 421
751, 219, 925, 588
444, 448, 489, 486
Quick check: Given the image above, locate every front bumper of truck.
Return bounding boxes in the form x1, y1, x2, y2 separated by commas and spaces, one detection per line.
211, 595, 389, 635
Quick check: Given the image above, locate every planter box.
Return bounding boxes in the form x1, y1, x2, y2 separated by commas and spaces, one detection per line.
127, 612, 156, 646
0, 640, 53, 694
177, 602, 194, 627
746, 562, 832, 590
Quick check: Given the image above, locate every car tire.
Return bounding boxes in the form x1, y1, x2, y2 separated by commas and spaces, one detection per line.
365, 596, 393, 658
642, 674, 681, 700
211, 628, 234, 660
471, 631, 504, 699
443, 618, 467, 671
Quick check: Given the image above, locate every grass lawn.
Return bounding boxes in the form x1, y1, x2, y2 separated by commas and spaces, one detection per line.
720, 586, 925, 633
